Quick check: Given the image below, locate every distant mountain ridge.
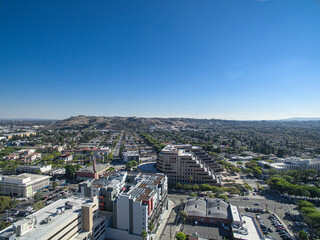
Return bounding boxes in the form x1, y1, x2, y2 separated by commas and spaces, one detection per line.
45, 115, 231, 130
45, 115, 320, 130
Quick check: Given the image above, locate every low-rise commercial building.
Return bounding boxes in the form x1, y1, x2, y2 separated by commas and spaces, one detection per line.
258, 157, 320, 171
16, 165, 52, 174
76, 164, 110, 181
62, 147, 110, 160
184, 198, 240, 225
232, 214, 264, 240
123, 151, 139, 163
0, 173, 50, 197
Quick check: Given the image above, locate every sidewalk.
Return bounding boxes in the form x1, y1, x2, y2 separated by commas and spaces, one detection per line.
151, 199, 174, 240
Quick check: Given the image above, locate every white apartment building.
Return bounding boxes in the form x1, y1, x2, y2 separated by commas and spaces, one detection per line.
79, 171, 168, 240
110, 173, 168, 240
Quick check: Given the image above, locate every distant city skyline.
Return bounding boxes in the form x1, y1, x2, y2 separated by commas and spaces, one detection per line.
1, 1, 320, 120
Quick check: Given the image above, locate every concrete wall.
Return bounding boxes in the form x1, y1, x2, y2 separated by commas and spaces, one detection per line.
132, 201, 148, 235
105, 227, 146, 240
116, 195, 130, 231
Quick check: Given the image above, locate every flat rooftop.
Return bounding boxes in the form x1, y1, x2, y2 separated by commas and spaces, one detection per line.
0, 196, 92, 240
77, 164, 109, 173
233, 215, 263, 240
1, 173, 49, 185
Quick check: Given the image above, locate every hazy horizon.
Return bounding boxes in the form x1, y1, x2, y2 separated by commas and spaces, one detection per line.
1, 115, 320, 122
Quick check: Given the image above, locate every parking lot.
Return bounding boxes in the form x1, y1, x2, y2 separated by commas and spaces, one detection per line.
0, 187, 70, 225
256, 213, 292, 240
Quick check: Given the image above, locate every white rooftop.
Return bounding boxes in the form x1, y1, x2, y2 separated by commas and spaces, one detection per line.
0, 196, 92, 240
233, 215, 263, 240
1, 173, 49, 185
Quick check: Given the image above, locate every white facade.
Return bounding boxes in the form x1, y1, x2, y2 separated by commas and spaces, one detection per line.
0, 174, 50, 197
116, 193, 149, 235
16, 165, 52, 174
123, 151, 140, 163
259, 157, 320, 171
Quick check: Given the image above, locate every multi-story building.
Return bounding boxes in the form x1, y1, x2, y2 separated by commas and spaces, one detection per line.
79, 171, 127, 211
157, 145, 221, 185
0, 196, 106, 240
16, 165, 52, 174
284, 157, 320, 170
258, 157, 320, 171
113, 173, 168, 237
123, 151, 140, 162
79, 171, 168, 240
0, 173, 50, 197
192, 146, 224, 172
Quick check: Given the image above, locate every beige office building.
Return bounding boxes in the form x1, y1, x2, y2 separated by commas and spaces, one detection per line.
0, 173, 50, 197
157, 145, 221, 185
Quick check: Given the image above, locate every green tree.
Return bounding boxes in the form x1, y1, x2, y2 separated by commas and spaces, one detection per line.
141, 230, 148, 240
0, 196, 11, 213
0, 221, 10, 231
200, 184, 212, 191
107, 152, 113, 162
51, 181, 57, 189
33, 191, 43, 201
33, 201, 45, 210
217, 194, 228, 201
148, 221, 154, 233
174, 182, 183, 189
126, 161, 133, 170
192, 184, 200, 192
298, 200, 314, 209
175, 232, 186, 240
65, 165, 78, 180
298, 230, 309, 240
180, 211, 188, 223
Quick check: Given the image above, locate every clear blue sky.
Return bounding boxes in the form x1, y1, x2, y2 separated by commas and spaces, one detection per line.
1, 0, 320, 120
